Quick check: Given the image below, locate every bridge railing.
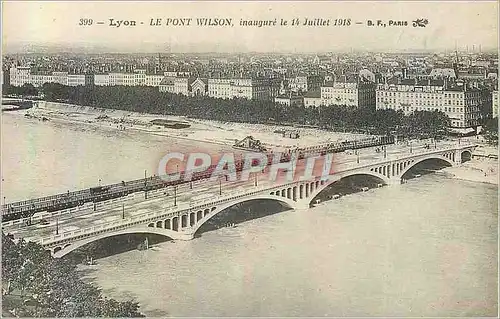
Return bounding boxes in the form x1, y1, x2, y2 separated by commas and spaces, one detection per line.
305, 144, 477, 180
334, 143, 476, 172
36, 181, 305, 246
1, 164, 223, 216
2, 180, 203, 229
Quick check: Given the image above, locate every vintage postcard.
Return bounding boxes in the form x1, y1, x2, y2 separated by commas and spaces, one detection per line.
1, 1, 498, 317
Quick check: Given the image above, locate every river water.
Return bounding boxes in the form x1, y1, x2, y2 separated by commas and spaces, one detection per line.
1, 111, 229, 202
2, 111, 498, 317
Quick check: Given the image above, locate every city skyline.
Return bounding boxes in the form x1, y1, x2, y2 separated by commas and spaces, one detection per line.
2, 1, 498, 54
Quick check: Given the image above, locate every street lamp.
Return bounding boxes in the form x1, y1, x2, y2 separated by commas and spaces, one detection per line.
219, 178, 222, 196
410, 142, 413, 154
122, 204, 125, 219
254, 174, 258, 187
356, 150, 360, 164
98, 179, 101, 187
384, 146, 387, 159
144, 169, 147, 199
174, 164, 179, 206
174, 185, 177, 206
55, 218, 59, 235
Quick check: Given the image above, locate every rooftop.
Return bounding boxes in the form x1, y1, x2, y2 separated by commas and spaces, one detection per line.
159, 77, 175, 85
304, 89, 321, 98
399, 79, 445, 87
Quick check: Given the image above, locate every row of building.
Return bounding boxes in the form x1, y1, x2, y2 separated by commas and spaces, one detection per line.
6, 66, 497, 132
10, 67, 95, 87
375, 79, 494, 131
159, 77, 281, 101
275, 77, 496, 133
8, 66, 194, 88
8, 66, 287, 101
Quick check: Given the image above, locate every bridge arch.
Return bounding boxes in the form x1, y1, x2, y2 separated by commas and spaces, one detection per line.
190, 194, 297, 235
460, 150, 472, 163
352, 170, 391, 183
397, 155, 454, 180
306, 171, 389, 207
51, 227, 181, 258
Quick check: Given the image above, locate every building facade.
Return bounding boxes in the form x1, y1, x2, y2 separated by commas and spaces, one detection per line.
67, 74, 87, 86
320, 81, 376, 108
376, 80, 487, 129
53, 72, 69, 85
30, 73, 54, 87
303, 89, 322, 108
145, 74, 165, 87
158, 77, 175, 93
231, 78, 270, 100
191, 78, 208, 96
205, 78, 275, 100
94, 74, 110, 86
173, 77, 194, 95
290, 75, 323, 93
208, 78, 232, 99
274, 95, 304, 107
9, 66, 31, 86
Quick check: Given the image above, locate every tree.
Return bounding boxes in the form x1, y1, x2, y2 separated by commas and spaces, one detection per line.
39, 84, 455, 139
483, 117, 498, 145
400, 110, 449, 139
1, 232, 145, 317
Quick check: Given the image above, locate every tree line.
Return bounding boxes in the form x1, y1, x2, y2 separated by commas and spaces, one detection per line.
4, 83, 451, 138
2, 233, 144, 317
483, 117, 498, 145
3, 83, 38, 97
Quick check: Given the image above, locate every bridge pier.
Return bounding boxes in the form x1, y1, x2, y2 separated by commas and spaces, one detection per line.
294, 200, 310, 210
175, 230, 195, 241
387, 177, 402, 186
454, 149, 466, 165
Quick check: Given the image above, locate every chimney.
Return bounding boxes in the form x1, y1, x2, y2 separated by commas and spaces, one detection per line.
402, 68, 408, 79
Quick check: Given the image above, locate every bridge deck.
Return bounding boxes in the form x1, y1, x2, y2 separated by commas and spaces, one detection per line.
1, 136, 396, 219
3, 141, 475, 246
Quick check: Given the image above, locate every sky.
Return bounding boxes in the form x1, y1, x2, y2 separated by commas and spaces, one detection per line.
2, 1, 498, 53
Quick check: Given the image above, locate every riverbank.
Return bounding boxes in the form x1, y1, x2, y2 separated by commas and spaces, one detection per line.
442, 154, 498, 185
23, 101, 369, 151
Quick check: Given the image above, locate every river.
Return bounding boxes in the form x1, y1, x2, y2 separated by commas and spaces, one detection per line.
2, 111, 498, 317
1, 111, 230, 202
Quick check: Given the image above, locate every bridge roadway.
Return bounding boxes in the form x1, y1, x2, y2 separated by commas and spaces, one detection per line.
3, 178, 276, 243
0, 135, 413, 217
3, 139, 470, 245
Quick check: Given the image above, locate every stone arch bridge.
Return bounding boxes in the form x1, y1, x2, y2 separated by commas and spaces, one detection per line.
29, 145, 474, 258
